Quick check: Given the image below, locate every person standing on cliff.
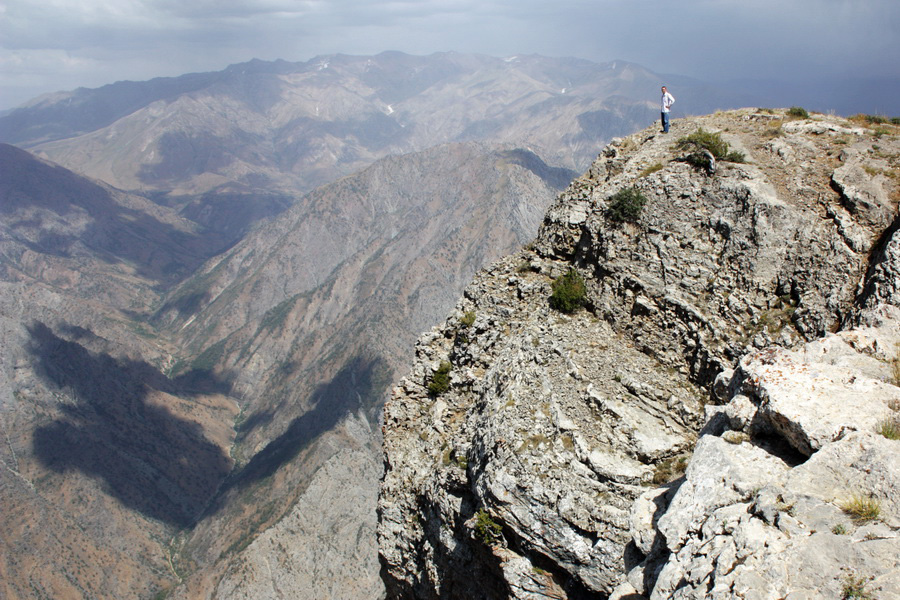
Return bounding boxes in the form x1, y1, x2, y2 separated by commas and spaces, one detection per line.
660, 86, 675, 133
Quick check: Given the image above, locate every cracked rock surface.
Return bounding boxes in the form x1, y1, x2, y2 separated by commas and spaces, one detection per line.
378, 109, 900, 599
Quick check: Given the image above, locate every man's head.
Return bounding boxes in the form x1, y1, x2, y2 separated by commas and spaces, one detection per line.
661, 86, 668, 93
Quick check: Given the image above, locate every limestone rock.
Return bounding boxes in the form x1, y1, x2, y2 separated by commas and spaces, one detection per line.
625, 314, 900, 600
379, 109, 900, 599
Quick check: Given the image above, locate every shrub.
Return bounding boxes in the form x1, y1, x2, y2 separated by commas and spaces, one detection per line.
840, 494, 881, 523
675, 128, 744, 171
787, 106, 810, 119
549, 268, 587, 313
842, 573, 872, 599
606, 187, 648, 223
861, 114, 888, 125
474, 509, 502, 545
676, 128, 730, 159
460, 310, 476, 328
427, 361, 452, 396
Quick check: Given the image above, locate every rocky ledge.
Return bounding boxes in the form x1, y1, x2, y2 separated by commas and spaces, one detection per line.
378, 109, 900, 599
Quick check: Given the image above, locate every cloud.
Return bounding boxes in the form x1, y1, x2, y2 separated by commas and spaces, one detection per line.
1, 0, 898, 110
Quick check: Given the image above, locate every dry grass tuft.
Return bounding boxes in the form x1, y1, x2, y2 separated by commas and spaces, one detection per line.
840, 494, 881, 523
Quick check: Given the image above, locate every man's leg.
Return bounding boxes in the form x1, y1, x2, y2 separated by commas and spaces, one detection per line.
662, 112, 670, 133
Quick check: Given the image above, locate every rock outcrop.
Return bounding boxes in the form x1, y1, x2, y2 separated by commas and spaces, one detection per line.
378, 109, 900, 598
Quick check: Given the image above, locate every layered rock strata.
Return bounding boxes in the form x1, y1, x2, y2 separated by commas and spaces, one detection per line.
379, 109, 900, 598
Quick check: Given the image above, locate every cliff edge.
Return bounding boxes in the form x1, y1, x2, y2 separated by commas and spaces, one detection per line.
378, 109, 900, 599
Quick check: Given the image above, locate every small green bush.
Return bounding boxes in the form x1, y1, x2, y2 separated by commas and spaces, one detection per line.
460, 310, 476, 328
787, 106, 810, 119
427, 361, 452, 396
676, 128, 730, 159
840, 494, 881, 523
675, 128, 744, 171
549, 268, 587, 313
606, 187, 648, 223
474, 509, 503, 546
861, 114, 889, 125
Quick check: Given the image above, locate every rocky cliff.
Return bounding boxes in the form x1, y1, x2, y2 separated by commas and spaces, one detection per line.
378, 109, 900, 599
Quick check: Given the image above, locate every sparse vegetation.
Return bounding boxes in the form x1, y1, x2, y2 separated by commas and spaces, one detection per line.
678, 128, 729, 159
549, 268, 587, 313
517, 261, 537, 273
787, 106, 810, 119
652, 455, 690, 484
606, 187, 648, 223
851, 113, 892, 126
675, 128, 745, 172
840, 494, 881, 523
474, 509, 503, 546
850, 113, 900, 134
832, 523, 848, 535
841, 573, 873, 599
516, 434, 550, 454
891, 351, 900, 387
638, 162, 664, 178
743, 295, 797, 342
876, 417, 900, 440
260, 295, 297, 331
428, 360, 452, 396
762, 120, 784, 138
190, 339, 227, 373
460, 310, 476, 328
441, 448, 467, 469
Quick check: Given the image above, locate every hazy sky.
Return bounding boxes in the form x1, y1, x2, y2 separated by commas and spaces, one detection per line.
2, 0, 899, 111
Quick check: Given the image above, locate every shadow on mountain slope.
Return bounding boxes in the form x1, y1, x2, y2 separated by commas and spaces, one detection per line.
0, 143, 236, 289
28, 321, 234, 527
220, 354, 390, 496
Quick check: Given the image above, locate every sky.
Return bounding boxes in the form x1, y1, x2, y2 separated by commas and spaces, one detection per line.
2, 0, 899, 112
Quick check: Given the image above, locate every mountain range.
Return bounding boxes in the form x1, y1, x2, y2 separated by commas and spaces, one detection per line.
0, 52, 766, 599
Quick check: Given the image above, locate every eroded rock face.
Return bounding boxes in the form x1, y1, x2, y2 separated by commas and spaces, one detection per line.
621, 306, 900, 600
618, 222, 900, 600
378, 110, 900, 599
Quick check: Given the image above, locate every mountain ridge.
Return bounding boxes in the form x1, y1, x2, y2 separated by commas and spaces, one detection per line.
378, 108, 900, 599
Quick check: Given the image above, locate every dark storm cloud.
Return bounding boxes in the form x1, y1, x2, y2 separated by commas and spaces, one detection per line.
2, 0, 898, 110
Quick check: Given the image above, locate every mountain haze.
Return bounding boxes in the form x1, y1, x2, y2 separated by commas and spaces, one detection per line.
1, 53, 751, 240
0, 52, 764, 599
